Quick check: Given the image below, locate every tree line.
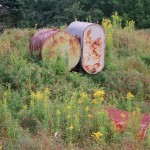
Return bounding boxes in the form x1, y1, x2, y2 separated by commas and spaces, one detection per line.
0, 0, 150, 30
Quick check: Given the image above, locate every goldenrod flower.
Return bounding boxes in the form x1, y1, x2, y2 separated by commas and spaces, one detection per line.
92, 99, 98, 104
126, 91, 134, 100
92, 132, 103, 143
56, 110, 61, 115
132, 107, 140, 115
102, 18, 112, 30
67, 114, 71, 119
31, 92, 36, 99
69, 124, 74, 130
94, 90, 105, 97
23, 105, 28, 111
36, 91, 43, 100
120, 113, 126, 119
74, 113, 79, 120
44, 87, 51, 95
85, 106, 89, 111
0, 145, 2, 150
77, 99, 83, 104
97, 111, 104, 115
135, 107, 141, 112
31, 91, 43, 101
108, 23, 112, 29
100, 97, 104, 102
67, 105, 72, 109
81, 92, 88, 99
87, 114, 93, 118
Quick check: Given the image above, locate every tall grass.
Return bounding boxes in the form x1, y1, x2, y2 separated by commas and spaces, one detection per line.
0, 15, 150, 149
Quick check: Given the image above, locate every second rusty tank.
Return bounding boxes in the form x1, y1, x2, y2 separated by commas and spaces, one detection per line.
29, 29, 81, 71
67, 21, 105, 74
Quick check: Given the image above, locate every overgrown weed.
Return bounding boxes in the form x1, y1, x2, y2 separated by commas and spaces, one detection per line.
0, 14, 150, 149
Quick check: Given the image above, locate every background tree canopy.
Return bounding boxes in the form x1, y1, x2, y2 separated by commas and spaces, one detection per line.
0, 0, 150, 29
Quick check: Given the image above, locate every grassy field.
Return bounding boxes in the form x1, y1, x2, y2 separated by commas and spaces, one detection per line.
0, 15, 150, 149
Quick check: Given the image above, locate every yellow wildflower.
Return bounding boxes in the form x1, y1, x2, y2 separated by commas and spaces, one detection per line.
92, 99, 98, 104
87, 114, 93, 118
23, 105, 28, 111
135, 107, 141, 112
120, 113, 126, 119
31, 92, 36, 99
97, 111, 104, 115
92, 132, 103, 143
69, 124, 74, 130
85, 106, 89, 111
77, 99, 83, 104
81, 92, 88, 99
67, 105, 72, 109
94, 90, 105, 97
36, 91, 43, 100
108, 23, 112, 29
126, 91, 134, 100
44, 87, 51, 95
67, 114, 71, 119
100, 97, 104, 102
74, 113, 79, 120
56, 110, 61, 115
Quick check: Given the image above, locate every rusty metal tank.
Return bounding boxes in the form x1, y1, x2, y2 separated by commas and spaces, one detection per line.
67, 21, 105, 74
29, 29, 81, 71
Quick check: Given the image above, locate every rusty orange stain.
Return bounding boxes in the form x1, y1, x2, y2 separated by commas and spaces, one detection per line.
30, 29, 81, 71
69, 39, 79, 56
83, 29, 102, 73
67, 21, 105, 74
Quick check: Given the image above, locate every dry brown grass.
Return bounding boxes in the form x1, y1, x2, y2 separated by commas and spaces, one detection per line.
118, 30, 150, 54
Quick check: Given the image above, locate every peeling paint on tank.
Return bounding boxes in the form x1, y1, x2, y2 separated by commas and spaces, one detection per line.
83, 28, 103, 73
29, 29, 81, 71
67, 21, 105, 74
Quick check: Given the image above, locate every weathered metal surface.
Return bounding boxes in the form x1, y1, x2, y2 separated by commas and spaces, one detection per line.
29, 29, 57, 56
67, 21, 105, 74
29, 29, 81, 71
107, 108, 150, 139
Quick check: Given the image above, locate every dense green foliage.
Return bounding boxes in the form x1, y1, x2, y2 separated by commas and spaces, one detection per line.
0, 0, 150, 30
